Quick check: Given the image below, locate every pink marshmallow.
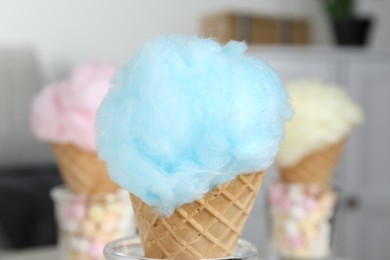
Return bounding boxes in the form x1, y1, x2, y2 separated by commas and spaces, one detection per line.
278, 197, 293, 212
303, 196, 318, 212
62, 204, 76, 221
31, 62, 115, 151
288, 235, 304, 248
62, 203, 86, 221
88, 240, 105, 259
73, 203, 87, 221
269, 183, 285, 204
71, 194, 87, 204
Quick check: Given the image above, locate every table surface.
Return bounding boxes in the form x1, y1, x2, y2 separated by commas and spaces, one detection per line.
1, 247, 57, 260
0, 247, 354, 260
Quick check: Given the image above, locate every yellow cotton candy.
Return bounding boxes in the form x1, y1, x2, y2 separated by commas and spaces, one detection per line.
277, 79, 363, 167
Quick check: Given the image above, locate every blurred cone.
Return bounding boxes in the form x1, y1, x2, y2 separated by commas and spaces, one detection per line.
280, 140, 346, 185
130, 172, 264, 259
52, 143, 119, 194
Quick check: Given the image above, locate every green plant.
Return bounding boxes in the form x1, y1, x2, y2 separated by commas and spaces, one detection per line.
324, 0, 355, 18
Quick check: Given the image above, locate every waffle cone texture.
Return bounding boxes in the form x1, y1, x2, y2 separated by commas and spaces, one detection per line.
280, 140, 346, 185
130, 172, 264, 259
52, 143, 120, 194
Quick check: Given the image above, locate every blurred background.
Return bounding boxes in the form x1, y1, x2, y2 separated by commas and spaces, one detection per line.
0, 0, 389, 259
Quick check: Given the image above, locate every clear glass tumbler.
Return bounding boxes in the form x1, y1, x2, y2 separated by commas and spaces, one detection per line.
104, 236, 259, 260
267, 182, 339, 259
51, 186, 137, 260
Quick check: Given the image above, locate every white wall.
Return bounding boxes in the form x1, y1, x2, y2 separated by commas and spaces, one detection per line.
0, 0, 323, 82
357, 0, 390, 48
0, 0, 388, 82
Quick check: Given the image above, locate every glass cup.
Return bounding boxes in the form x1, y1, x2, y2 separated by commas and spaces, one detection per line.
267, 182, 339, 259
104, 236, 259, 260
51, 186, 137, 260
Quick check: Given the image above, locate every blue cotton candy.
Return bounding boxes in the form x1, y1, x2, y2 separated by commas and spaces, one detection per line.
96, 35, 292, 215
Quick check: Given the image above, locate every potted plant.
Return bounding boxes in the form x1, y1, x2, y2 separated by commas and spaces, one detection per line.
324, 0, 372, 46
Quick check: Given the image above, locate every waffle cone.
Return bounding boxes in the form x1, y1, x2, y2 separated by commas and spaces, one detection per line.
52, 143, 119, 194
280, 140, 346, 185
130, 172, 264, 259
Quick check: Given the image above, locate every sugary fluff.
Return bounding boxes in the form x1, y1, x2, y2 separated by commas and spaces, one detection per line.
277, 80, 363, 167
96, 35, 292, 215
32, 62, 115, 151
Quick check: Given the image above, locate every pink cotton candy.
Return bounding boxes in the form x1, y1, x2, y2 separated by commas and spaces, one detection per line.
31, 62, 115, 151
